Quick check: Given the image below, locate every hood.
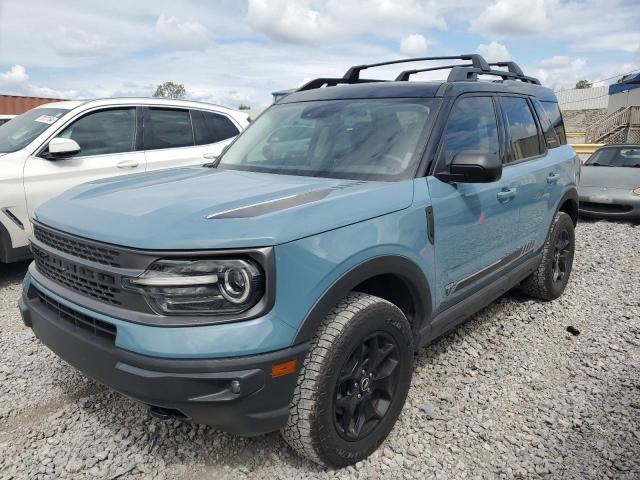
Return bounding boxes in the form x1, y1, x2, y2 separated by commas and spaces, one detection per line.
580, 166, 640, 189
35, 167, 414, 249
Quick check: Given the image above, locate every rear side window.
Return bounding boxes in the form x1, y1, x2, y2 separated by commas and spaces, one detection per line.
501, 97, 542, 161
58, 108, 136, 157
532, 98, 560, 148
192, 110, 239, 145
144, 108, 194, 150
440, 96, 499, 166
539, 101, 567, 145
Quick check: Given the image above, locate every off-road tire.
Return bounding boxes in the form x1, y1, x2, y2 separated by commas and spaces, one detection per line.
520, 211, 575, 300
281, 292, 414, 468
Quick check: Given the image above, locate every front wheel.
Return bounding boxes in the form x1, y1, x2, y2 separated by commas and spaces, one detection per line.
520, 211, 575, 300
281, 292, 414, 467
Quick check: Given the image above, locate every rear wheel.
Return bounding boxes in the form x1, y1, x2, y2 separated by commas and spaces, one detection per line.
520, 211, 575, 300
281, 292, 414, 467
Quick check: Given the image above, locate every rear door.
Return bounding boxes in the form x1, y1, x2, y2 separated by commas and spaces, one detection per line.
498, 95, 562, 253
24, 106, 145, 218
143, 107, 240, 171
426, 94, 520, 313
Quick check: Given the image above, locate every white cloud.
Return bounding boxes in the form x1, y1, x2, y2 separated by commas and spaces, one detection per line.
51, 27, 112, 57
155, 14, 208, 51
471, 0, 554, 36
0, 65, 81, 99
532, 56, 588, 89
476, 41, 511, 62
246, 0, 446, 44
400, 34, 428, 56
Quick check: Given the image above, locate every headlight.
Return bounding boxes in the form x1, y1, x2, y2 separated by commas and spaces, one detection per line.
633, 186, 640, 196
124, 258, 264, 315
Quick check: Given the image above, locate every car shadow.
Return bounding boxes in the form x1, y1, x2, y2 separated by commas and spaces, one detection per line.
0, 260, 31, 287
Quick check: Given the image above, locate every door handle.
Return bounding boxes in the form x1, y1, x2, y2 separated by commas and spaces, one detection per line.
203, 152, 219, 160
497, 187, 517, 203
117, 160, 139, 169
547, 173, 560, 184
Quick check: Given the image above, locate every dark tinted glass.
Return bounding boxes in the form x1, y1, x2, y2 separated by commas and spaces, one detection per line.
502, 97, 542, 161
144, 108, 193, 150
192, 110, 239, 145
440, 96, 499, 165
532, 99, 560, 148
540, 101, 567, 145
59, 108, 135, 156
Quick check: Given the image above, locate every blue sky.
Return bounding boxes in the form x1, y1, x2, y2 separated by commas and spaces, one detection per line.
0, 0, 639, 108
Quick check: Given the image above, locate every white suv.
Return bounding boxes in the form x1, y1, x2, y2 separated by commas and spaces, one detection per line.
0, 98, 249, 263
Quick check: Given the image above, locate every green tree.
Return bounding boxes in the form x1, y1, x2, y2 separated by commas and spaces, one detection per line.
153, 81, 186, 99
575, 80, 592, 89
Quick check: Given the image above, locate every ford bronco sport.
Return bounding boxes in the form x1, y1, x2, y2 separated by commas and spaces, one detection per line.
19, 55, 579, 467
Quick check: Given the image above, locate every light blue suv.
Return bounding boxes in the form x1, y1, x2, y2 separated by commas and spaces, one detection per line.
19, 55, 580, 467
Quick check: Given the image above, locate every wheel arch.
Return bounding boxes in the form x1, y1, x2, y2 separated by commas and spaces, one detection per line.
293, 255, 432, 345
556, 187, 579, 226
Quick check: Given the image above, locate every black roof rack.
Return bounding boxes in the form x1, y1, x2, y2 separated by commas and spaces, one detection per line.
296, 54, 540, 92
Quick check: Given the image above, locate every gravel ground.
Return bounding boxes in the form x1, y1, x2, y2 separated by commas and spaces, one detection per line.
0, 219, 638, 480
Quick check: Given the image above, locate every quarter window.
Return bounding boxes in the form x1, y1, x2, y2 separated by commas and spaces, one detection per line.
144, 108, 194, 150
532, 98, 560, 148
58, 108, 136, 157
192, 110, 239, 145
501, 97, 542, 161
440, 96, 499, 166
539, 101, 567, 145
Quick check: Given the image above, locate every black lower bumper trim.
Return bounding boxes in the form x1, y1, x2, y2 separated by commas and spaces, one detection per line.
21, 286, 308, 436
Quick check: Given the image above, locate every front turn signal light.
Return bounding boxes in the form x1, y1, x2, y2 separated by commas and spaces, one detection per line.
633, 186, 640, 196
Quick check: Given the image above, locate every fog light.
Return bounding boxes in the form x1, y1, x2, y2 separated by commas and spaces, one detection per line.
230, 379, 241, 394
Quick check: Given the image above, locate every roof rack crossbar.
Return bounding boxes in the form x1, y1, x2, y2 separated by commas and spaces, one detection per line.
343, 54, 490, 82
447, 66, 540, 85
395, 64, 474, 81
489, 61, 525, 76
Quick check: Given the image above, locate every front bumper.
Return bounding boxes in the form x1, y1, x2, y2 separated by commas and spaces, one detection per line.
19, 283, 308, 436
578, 188, 640, 219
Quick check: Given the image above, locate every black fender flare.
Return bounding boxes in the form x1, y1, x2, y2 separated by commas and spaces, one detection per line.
292, 255, 432, 344
555, 186, 579, 225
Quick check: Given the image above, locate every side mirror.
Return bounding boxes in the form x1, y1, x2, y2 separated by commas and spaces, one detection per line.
436, 151, 502, 183
44, 137, 80, 159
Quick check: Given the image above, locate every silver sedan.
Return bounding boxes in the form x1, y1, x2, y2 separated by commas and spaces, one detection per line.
578, 144, 640, 219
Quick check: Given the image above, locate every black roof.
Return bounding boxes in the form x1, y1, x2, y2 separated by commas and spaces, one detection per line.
281, 54, 557, 104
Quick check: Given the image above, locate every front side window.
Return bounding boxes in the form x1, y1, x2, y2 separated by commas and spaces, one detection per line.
192, 110, 239, 145
57, 108, 136, 157
144, 108, 193, 150
0, 107, 67, 153
501, 97, 542, 162
439, 96, 499, 166
217, 98, 439, 180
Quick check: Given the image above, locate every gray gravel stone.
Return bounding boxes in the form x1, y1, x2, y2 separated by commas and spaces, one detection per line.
0, 219, 638, 479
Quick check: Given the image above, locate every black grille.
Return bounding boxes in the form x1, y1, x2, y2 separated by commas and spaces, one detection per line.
580, 201, 632, 213
32, 245, 122, 306
35, 288, 117, 342
34, 225, 121, 267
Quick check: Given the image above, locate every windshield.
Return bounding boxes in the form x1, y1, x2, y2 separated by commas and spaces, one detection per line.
217, 98, 440, 180
0, 107, 68, 153
585, 147, 640, 168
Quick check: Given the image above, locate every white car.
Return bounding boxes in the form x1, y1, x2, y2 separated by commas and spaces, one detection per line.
0, 115, 16, 126
0, 98, 249, 263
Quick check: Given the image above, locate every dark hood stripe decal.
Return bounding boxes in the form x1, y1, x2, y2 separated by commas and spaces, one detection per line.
206, 188, 333, 219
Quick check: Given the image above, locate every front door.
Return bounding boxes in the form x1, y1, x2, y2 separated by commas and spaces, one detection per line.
426, 95, 520, 314
24, 107, 145, 226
